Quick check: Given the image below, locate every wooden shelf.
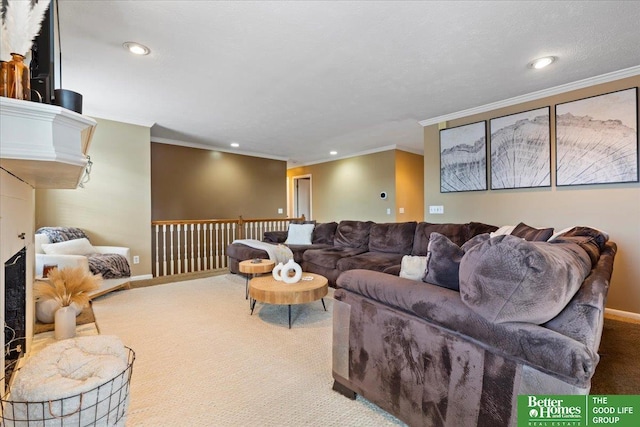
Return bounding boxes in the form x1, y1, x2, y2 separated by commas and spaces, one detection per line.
0, 97, 97, 189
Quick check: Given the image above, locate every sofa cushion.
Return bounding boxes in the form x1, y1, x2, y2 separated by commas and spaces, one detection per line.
465, 222, 499, 239
423, 233, 490, 290
312, 222, 338, 244
368, 222, 417, 254
285, 223, 315, 245
263, 230, 287, 243
459, 235, 591, 324
41, 238, 96, 256
411, 222, 469, 256
511, 222, 554, 241
333, 220, 373, 249
337, 251, 405, 273
303, 246, 368, 269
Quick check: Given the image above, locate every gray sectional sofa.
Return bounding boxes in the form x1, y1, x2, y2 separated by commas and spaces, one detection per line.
332, 226, 616, 426
226, 220, 498, 285
229, 220, 616, 426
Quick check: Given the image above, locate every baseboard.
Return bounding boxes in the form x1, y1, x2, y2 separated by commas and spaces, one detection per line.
604, 308, 640, 322
131, 274, 153, 281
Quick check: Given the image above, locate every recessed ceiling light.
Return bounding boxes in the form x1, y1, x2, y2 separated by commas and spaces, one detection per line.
230, 142, 240, 148
330, 151, 337, 155
123, 42, 150, 55
528, 56, 556, 69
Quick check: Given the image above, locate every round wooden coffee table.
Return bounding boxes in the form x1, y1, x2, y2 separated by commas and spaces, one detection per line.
249, 273, 328, 328
239, 259, 275, 299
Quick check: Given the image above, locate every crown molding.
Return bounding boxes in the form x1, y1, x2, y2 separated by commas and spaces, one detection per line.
419, 65, 640, 127
151, 137, 289, 161
287, 144, 423, 169
85, 111, 155, 128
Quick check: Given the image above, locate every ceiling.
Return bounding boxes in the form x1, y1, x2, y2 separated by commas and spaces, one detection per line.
56, 1, 640, 166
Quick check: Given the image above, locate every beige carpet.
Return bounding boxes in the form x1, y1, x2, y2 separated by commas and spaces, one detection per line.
91, 274, 404, 426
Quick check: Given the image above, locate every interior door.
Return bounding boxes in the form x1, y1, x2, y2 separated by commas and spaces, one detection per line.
293, 176, 311, 219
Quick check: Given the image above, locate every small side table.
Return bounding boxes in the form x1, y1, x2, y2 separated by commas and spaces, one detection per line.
239, 259, 275, 299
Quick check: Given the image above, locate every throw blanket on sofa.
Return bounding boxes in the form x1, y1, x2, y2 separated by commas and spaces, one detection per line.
88, 253, 131, 279
232, 239, 293, 264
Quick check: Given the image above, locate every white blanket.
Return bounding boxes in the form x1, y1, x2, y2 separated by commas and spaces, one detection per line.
233, 239, 294, 264
4, 335, 130, 426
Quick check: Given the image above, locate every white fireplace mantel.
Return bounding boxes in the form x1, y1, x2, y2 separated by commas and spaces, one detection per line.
0, 97, 97, 189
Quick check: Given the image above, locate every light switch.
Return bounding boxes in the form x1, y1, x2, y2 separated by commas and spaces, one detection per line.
399, 207, 405, 214
429, 205, 444, 214
386, 208, 391, 215
278, 208, 283, 214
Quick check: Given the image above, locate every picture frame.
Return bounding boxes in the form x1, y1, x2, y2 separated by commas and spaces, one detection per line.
439, 121, 487, 193
489, 107, 551, 190
555, 87, 638, 186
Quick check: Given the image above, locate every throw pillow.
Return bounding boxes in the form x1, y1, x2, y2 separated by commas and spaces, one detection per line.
399, 255, 427, 281
41, 238, 96, 256
422, 232, 490, 290
459, 235, 592, 324
511, 222, 554, 241
489, 225, 516, 238
285, 223, 315, 245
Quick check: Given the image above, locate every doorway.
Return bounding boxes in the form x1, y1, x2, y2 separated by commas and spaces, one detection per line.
292, 175, 312, 220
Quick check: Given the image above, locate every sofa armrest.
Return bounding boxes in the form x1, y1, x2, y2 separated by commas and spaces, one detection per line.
93, 246, 132, 264
336, 269, 601, 386
36, 253, 90, 276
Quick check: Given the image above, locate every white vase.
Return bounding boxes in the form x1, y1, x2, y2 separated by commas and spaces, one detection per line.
272, 262, 284, 281
36, 299, 62, 323
281, 259, 303, 284
54, 306, 76, 340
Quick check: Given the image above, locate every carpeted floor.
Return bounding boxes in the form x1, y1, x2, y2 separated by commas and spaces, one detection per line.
590, 316, 640, 394
91, 274, 640, 426
92, 274, 404, 426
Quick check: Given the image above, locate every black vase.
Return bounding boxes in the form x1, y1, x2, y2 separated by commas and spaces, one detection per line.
53, 89, 83, 114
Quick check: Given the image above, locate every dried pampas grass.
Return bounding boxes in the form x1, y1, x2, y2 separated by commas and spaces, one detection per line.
34, 266, 102, 308
0, 0, 51, 60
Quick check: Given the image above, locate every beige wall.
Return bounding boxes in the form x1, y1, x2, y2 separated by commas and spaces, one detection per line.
36, 118, 152, 277
395, 150, 424, 221
151, 143, 287, 220
287, 149, 424, 223
423, 76, 640, 315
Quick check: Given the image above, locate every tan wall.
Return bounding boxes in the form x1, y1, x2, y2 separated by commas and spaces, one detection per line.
36, 118, 152, 277
288, 150, 425, 223
423, 75, 640, 315
395, 150, 424, 221
151, 143, 287, 220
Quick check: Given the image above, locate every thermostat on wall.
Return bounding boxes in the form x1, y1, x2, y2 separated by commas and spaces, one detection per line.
380, 191, 387, 200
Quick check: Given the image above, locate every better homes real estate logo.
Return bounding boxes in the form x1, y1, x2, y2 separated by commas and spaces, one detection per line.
518, 395, 640, 427
521, 395, 584, 425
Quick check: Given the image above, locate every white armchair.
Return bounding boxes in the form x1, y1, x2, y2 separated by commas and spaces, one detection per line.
35, 233, 132, 298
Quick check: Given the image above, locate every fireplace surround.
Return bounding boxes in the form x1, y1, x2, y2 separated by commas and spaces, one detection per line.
4, 248, 26, 385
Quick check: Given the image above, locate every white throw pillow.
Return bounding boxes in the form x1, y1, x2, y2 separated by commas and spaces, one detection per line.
41, 238, 96, 256
285, 223, 315, 245
399, 255, 428, 281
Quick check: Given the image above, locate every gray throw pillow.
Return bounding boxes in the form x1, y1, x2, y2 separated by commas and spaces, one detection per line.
459, 235, 591, 324
423, 232, 490, 290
